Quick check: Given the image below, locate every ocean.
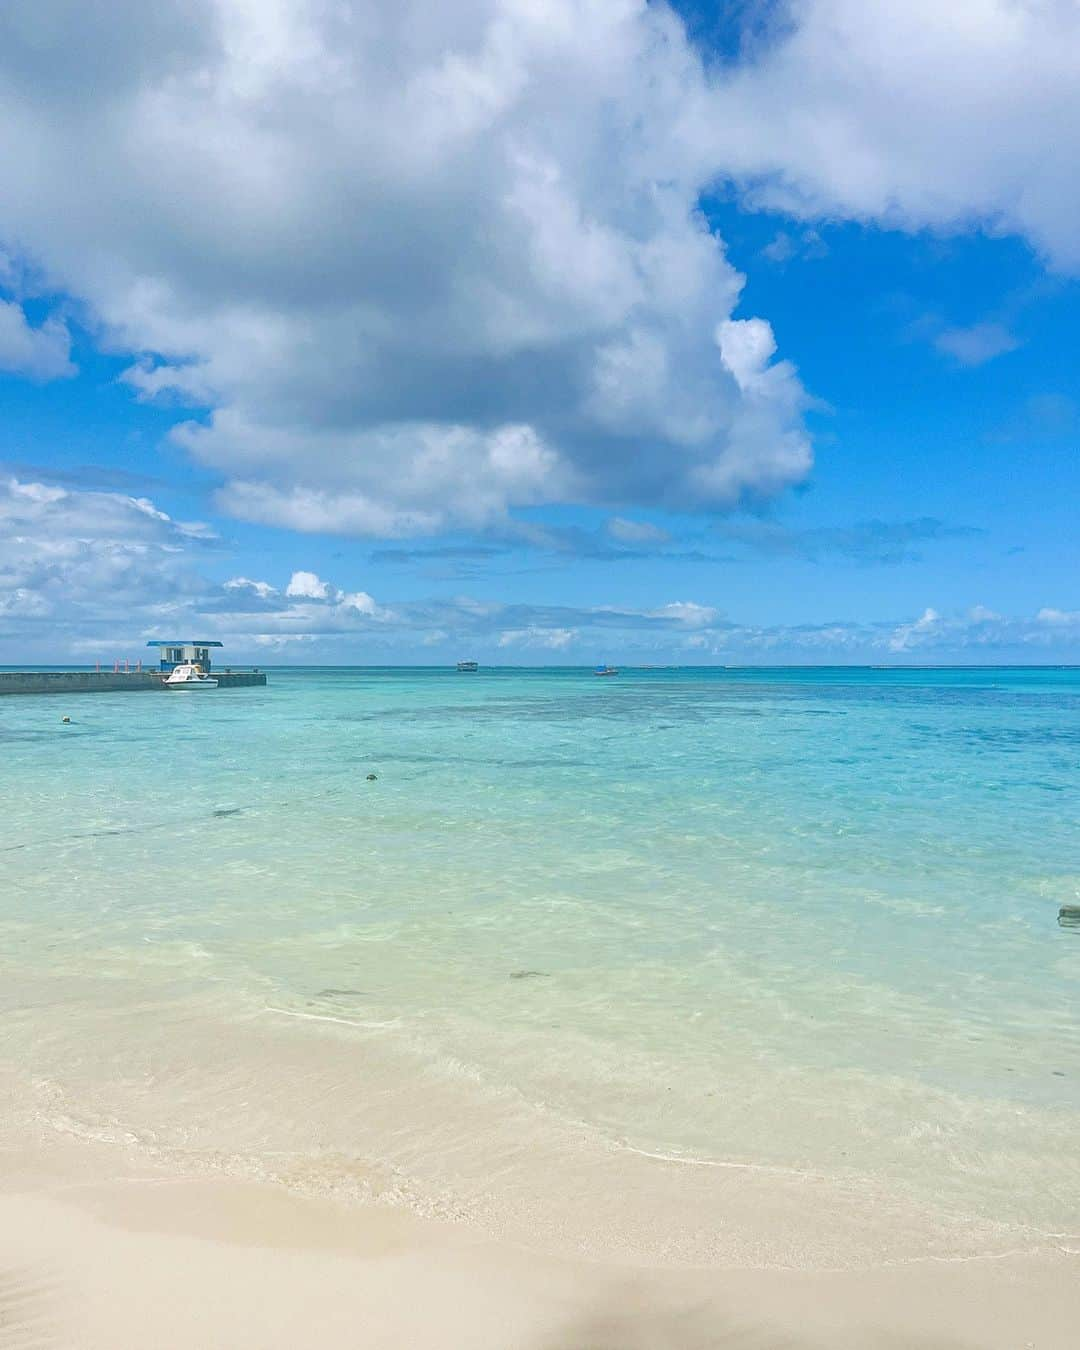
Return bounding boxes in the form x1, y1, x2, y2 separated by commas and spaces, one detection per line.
2, 666, 1078, 1266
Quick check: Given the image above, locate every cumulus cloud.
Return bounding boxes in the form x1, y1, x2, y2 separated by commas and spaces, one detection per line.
2, 1, 1073, 542
0, 0, 813, 537
285, 570, 331, 600
709, 0, 1080, 272
276, 570, 388, 619
0, 475, 403, 656
224, 576, 278, 599
0, 300, 74, 379
887, 606, 941, 652
0, 477, 208, 551
0, 475, 214, 646
340, 590, 379, 615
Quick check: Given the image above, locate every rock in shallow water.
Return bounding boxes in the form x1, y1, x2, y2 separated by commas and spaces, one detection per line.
1059, 905, 1080, 929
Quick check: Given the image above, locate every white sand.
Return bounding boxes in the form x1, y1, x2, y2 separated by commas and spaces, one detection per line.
2, 1143, 1078, 1349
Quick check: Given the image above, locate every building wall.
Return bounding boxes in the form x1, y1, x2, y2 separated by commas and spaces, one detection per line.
156, 645, 217, 671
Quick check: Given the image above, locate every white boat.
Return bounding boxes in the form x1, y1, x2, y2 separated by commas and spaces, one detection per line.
594, 665, 619, 677
164, 662, 218, 690
456, 660, 479, 672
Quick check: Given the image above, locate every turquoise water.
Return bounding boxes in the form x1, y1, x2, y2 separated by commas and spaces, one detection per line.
2, 667, 1079, 1265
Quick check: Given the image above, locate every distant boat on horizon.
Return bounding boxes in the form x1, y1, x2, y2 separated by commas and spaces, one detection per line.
456, 660, 479, 672
594, 665, 619, 677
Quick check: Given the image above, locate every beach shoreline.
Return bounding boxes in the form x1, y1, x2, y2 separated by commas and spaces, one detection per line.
4, 668, 1078, 1344
2, 1140, 1078, 1349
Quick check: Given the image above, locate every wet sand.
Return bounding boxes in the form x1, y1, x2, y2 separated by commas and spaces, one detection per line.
2, 1144, 1077, 1349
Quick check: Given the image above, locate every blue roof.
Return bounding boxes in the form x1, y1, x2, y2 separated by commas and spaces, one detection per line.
146, 640, 224, 647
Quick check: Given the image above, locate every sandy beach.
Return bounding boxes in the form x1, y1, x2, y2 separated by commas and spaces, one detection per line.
2, 1138, 1078, 1350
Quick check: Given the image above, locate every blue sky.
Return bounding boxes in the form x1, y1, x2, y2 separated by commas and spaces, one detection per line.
0, 0, 1077, 664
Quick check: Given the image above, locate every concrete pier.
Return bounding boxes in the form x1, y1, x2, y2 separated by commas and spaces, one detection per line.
0, 670, 266, 695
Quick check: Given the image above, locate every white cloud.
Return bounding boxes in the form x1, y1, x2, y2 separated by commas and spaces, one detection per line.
717, 318, 778, 392
879, 604, 1080, 655
0, 475, 214, 645
606, 517, 672, 547
1, 486, 1078, 664
497, 626, 577, 650
285, 570, 331, 600
761, 232, 796, 265
888, 606, 941, 652
340, 590, 381, 616
225, 576, 277, 599
0, 0, 1076, 545
0, 586, 51, 618
1036, 607, 1080, 627
0, 0, 813, 536
0, 300, 74, 379
933, 322, 1020, 367
206, 422, 573, 537
252, 633, 317, 649
709, 0, 1080, 272
760, 229, 828, 265
648, 601, 719, 627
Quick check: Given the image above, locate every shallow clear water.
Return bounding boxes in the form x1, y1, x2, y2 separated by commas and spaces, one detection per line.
2, 666, 1079, 1265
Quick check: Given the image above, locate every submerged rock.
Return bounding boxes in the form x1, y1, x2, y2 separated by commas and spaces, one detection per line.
1058, 905, 1080, 928
509, 970, 549, 980
366, 773, 378, 781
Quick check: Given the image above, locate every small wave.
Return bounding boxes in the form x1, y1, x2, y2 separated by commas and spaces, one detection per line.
616, 1143, 828, 1180
262, 1004, 400, 1030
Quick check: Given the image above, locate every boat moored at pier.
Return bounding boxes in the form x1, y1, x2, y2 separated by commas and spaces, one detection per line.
163, 662, 218, 690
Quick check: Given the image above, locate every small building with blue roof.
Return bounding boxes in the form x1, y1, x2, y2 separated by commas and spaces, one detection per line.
146, 640, 224, 672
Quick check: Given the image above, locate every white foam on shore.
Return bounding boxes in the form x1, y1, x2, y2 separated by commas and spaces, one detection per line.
262, 1005, 401, 1031
616, 1143, 828, 1179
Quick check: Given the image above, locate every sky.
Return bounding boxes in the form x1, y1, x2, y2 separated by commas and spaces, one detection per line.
0, 0, 1077, 665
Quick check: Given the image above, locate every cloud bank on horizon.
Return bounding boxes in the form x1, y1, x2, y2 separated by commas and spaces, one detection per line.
1, 472, 1074, 663
0, 0, 1078, 658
